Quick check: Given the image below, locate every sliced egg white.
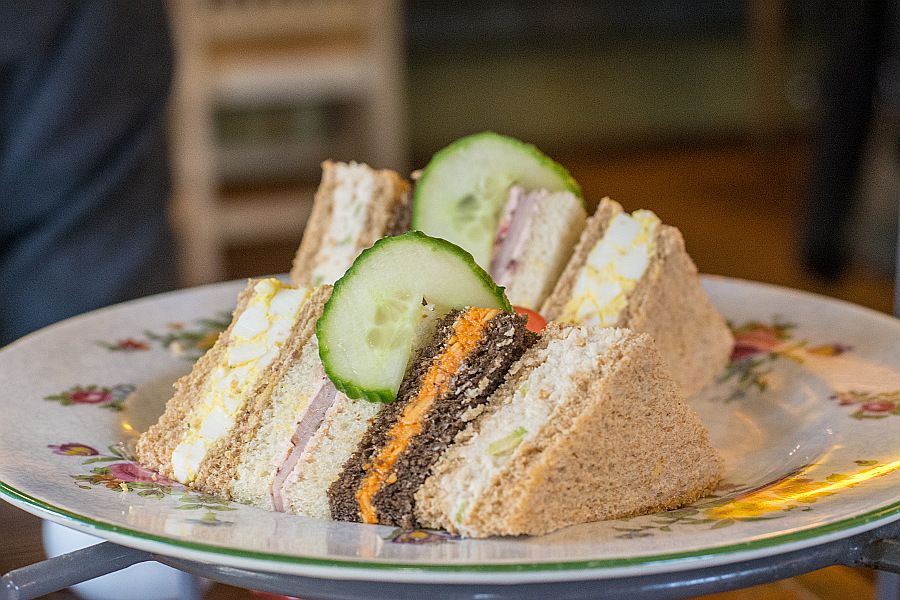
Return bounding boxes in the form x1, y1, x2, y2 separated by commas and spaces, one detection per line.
170, 280, 309, 483
560, 210, 659, 326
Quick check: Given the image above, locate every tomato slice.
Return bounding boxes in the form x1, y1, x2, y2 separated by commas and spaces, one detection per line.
513, 306, 547, 334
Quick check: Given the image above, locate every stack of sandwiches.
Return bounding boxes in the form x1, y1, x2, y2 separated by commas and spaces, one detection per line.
138, 138, 732, 537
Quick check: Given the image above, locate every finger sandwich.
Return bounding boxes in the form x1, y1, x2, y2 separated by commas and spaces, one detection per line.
416, 324, 723, 537
328, 307, 536, 528
542, 198, 733, 396
291, 160, 411, 287
136, 282, 383, 518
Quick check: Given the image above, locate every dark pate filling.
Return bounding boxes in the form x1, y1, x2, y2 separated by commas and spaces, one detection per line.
328, 309, 535, 527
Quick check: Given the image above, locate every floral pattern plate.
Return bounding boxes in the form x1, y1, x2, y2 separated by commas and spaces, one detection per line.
1, 276, 899, 585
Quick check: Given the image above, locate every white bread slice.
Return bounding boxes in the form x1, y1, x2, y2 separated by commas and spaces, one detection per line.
291, 161, 411, 287
229, 286, 334, 509
493, 188, 586, 311
280, 394, 382, 519
541, 198, 733, 396
415, 324, 723, 537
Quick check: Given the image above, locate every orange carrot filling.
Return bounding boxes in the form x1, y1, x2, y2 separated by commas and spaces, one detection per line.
356, 307, 499, 523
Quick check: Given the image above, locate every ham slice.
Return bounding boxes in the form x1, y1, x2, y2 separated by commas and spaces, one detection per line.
271, 378, 338, 512
489, 186, 539, 287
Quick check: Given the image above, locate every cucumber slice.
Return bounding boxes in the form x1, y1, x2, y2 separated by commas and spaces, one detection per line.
317, 231, 512, 403
412, 132, 582, 269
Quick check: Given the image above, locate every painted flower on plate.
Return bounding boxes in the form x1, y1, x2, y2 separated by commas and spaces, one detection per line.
730, 325, 783, 361
108, 462, 173, 485
44, 384, 135, 411
831, 390, 900, 419
862, 401, 896, 412
145, 312, 231, 360
721, 318, 851, 403
807, 343, 852, 356
97, 338, 150, 352
72, 389, 111, 404
48, 443, 99, 456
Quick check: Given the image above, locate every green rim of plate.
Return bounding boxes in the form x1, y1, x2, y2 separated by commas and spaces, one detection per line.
2, 478, 899, 573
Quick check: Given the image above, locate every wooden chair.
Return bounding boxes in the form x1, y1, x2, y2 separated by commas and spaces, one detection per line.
167, 0, 407, 285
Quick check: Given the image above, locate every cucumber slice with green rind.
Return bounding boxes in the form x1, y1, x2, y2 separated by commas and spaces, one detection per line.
412, 131, 583, 269
317, 231, 512, 403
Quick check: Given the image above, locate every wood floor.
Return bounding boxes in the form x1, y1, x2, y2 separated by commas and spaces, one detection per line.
2, 140, 893, 599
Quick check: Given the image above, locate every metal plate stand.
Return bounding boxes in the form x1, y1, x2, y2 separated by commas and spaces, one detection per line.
2, 520, 900, 600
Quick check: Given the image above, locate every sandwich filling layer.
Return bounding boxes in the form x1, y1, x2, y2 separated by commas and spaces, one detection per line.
435, 326, 628, 532
310, 162, 379, 285
281, 394, 383, 519
270, 379, 338, 512
490, 187, 586, 310
356, 307, 499, 523
170, 280, 308, 483
490, 186, 539, 284
559, 210, 660, 325
329, 307, 535, 527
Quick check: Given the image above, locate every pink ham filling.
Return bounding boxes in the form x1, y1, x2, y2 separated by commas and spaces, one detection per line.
270, 378, 338, 512
489, 186, 540, 287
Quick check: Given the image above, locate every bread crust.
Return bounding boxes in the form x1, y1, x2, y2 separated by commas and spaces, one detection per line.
135, 281, 259, 480
290, 162, 338, 286
417, 328, 723, 537
540, 198, 733, 396
622, 226, 733, 396
290, 161, 411, 286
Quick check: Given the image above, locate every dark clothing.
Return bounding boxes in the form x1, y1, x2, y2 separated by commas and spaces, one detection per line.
0, 2, 176, 345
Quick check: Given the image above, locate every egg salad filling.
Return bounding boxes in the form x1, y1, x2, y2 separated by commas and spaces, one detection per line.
171, 279, 309, 483
310, 163, 376, 286
559, 210, 660, 326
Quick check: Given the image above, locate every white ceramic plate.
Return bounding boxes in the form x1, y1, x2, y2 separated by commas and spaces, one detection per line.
1, 276, 899, 585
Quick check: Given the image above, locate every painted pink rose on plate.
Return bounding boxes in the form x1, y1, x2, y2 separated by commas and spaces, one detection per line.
108, 462, 176, 485
861, 401, 896, 413
730, 326, 783, 361
44, 384, 135, 411
830, 390, 900, 419
70, 389, 111, 404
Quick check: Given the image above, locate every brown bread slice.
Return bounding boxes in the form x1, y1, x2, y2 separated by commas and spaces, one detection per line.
136, 281, 260, 481
291, 161, 411, 286
328, 308, 535, 528
541, 198, 733, 396
416, 324, 723, 537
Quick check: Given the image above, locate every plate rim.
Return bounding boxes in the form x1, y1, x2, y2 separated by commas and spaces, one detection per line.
2, 275, 900, 581
3, 479, 900, 582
